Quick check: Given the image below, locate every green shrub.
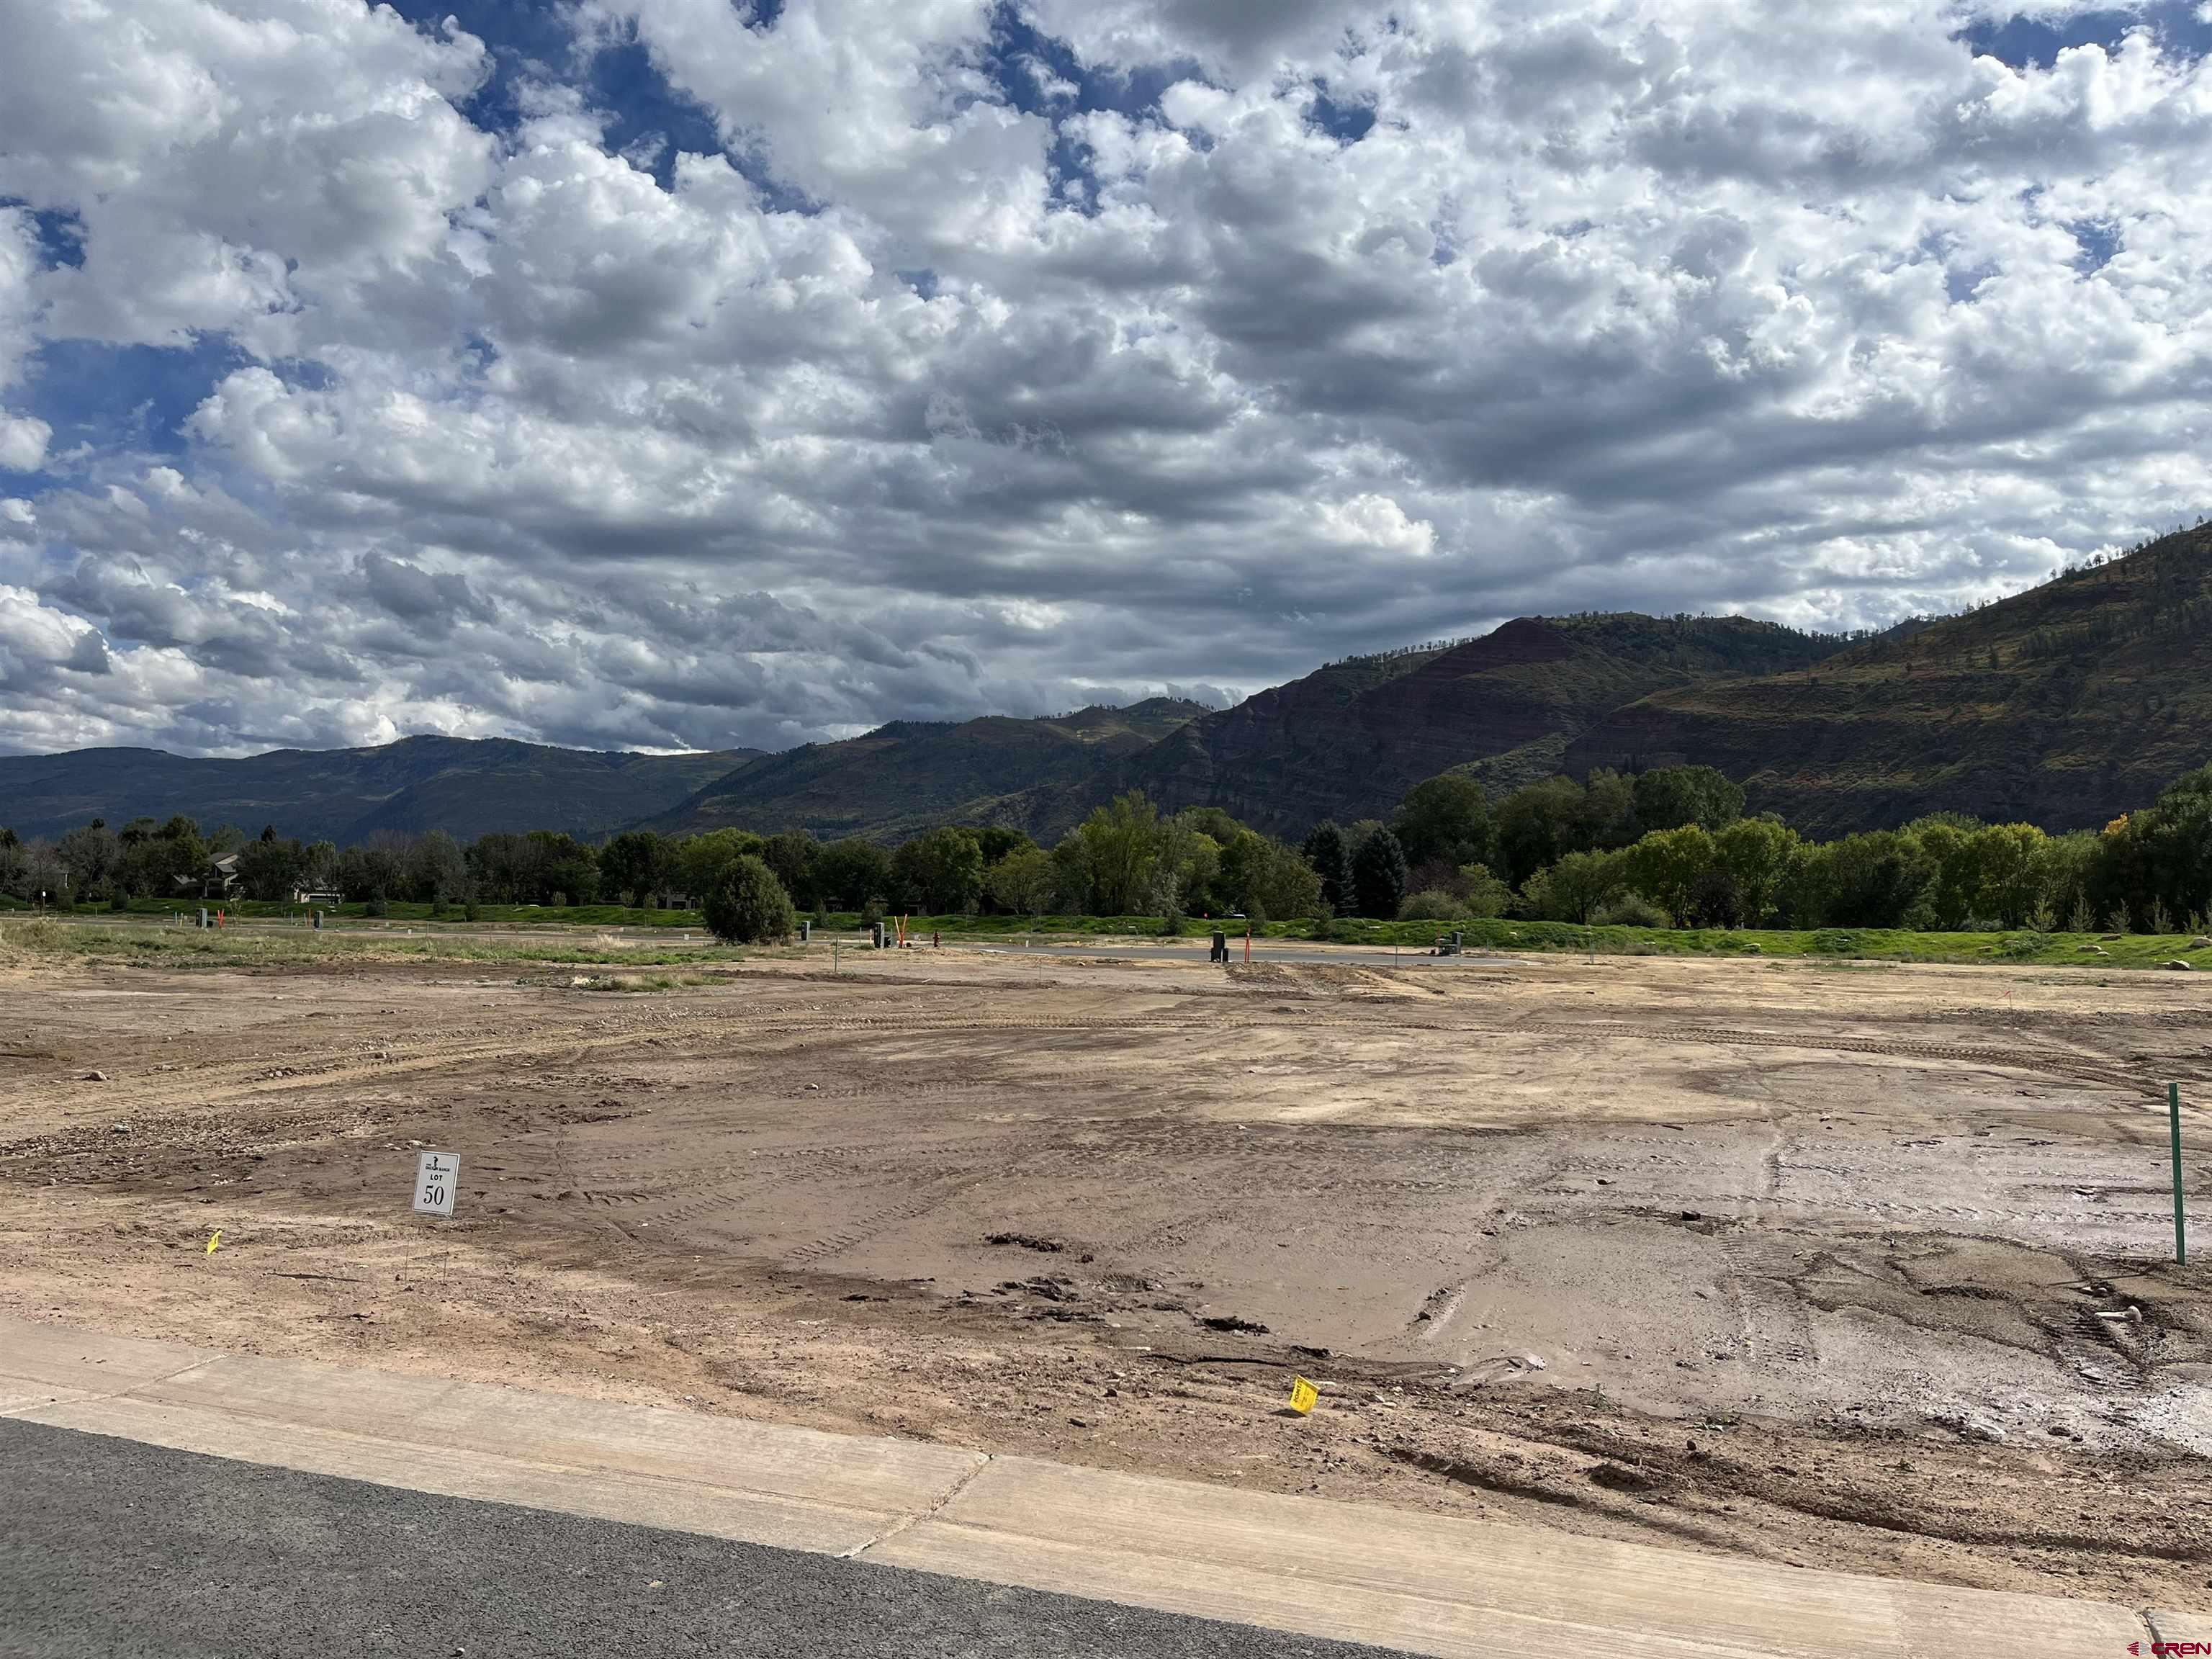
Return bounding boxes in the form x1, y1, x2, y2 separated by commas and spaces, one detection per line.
1810, 927, 1863, 956
703, 856, 796, 944
1457, 863, 1515, 918
1399, 889, 1464, 920
1591, 894, 1669, 928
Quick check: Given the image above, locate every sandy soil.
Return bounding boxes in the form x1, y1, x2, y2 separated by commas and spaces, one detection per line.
3, 942, 2208, 1609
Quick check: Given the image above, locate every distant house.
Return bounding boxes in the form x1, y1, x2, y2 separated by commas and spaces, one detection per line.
171, 853, 241, 900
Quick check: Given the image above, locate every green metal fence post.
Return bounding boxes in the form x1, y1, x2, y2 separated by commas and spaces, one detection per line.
2173, 1082, 2188, 1266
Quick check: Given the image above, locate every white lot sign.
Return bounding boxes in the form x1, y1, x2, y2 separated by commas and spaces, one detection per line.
412, 1151, 460, 1218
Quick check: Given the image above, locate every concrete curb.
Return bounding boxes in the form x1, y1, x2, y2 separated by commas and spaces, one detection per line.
0, 1314, 2164, 1658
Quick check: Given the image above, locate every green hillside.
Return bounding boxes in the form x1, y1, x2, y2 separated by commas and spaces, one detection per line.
21, 535, 2201, 855
1565, 525, 2212, 834
1107, 613, 1853, 838
645, 698, 1209, 842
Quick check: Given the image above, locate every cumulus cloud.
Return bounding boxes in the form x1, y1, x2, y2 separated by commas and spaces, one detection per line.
0, 417, 50, 472
1, 0, 2211, 758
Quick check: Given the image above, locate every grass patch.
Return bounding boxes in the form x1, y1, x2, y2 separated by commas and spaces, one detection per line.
9, 909, 2209, 974
568, 971, 715, 992
110, 897, 711, 929
855, 913, 2212, 969
0, 917, 755, 970
1312, 917, 2212, 968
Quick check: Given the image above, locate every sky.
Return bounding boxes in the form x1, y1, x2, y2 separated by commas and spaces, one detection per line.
4, 1, 2212, 757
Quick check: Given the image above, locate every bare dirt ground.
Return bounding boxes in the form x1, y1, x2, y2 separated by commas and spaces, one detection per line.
3, 940, 2209, 1610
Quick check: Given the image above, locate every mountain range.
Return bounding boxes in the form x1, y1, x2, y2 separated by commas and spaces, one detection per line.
1565, 523, 2212, 835
6, 523, 2209, 846
641, 700, 1208, 843
0, 737, 755, 845
1100, 613, 1855, 839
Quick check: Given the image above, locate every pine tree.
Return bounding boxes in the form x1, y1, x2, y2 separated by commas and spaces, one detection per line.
704, 855, 796, 943
1351, 828, 1408, 920
1301, 822, 1355, 914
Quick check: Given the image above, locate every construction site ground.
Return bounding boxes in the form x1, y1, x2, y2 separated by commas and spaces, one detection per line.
2, 938, 2207, 1613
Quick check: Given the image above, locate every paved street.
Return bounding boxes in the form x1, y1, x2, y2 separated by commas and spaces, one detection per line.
1, 1419, 1390, 1659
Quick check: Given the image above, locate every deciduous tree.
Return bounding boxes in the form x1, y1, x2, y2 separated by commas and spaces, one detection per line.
1632, 766, 1745, 835
1075, 792, 1163, 916
1392, 773, 1493, 870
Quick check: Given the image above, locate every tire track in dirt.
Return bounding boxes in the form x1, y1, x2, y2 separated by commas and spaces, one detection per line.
783, 1169, 1005, 1267
48, 1001, 2079, 1149
1524, 1019, 2151, 1090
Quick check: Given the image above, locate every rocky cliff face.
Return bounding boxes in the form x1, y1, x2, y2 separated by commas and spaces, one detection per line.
1565, 526, 2212, 834
1108, 614, 1849, 837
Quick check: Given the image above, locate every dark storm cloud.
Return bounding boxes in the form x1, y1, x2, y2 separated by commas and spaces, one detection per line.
358, 553, 497, 629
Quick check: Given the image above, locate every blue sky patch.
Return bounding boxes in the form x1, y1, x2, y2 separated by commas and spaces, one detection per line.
1946, 263, 1997, 303
4, 202, 86, 270
979, 4, 1203, 121
584, 35, 725, 190
377, 1, 823, 208
23, 335, 248, 466
381, 0, 718, 183
1307, 83, 1376, 145
384, 0, 572, 136
2070, 219, 2121, 272
1960, 4, 2212, 68
971, 6, 1210, 210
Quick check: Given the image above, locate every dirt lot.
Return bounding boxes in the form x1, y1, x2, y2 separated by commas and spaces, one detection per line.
3, 938, 2209, 1609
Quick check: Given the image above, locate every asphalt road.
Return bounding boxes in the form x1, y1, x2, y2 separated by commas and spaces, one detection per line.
0, 1420, 1396, 1659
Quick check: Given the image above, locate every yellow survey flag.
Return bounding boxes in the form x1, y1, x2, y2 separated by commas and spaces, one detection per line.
1287, 1375, 1318, 1416
205, 1229, 222, 1255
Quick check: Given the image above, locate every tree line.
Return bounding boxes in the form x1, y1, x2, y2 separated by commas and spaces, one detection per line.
1357, 762, 2212, 936
9, 757, 2212, 938
0, 798, 1319, 927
